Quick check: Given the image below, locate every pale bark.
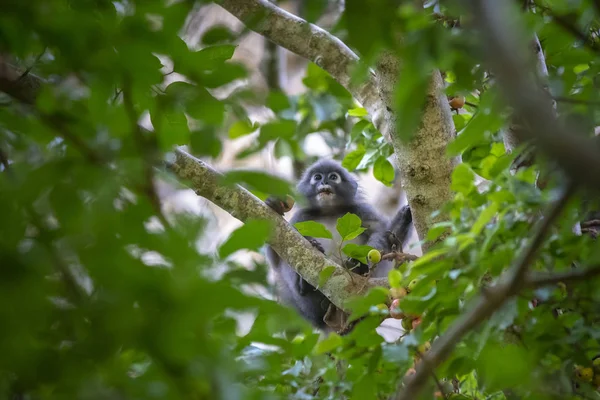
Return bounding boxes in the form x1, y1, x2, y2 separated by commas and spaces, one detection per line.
216, 0, 457, 251
0, 59, 388, 312
214, 0, 383, 129
168, 148, 384, 312
375, 52, 457, 249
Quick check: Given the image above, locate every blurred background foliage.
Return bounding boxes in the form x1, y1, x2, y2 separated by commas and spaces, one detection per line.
1, 0, 600, 399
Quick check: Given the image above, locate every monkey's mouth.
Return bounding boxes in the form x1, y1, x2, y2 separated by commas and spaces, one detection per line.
316, 187, 335, 198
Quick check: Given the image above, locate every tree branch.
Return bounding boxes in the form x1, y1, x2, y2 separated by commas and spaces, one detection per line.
213, 0, 382, 121
526, 264, 600, 288
0, 55, 43, 105
167, 148, 379, 311
466, 0, 600, 189
394, 183, 574, 400
0, 55, 388, 316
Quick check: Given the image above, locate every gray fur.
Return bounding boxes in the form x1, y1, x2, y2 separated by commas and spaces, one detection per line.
265, 159, 412, 331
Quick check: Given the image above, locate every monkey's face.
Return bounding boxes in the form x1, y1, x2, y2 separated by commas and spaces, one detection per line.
298, 164, 358, 208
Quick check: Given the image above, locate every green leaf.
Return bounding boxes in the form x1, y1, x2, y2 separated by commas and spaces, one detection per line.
451, 163, 476, 195
190, 128, 222, 158
267, 91, 291, 113
259, 120, 297, 145
351, 374, 376, 400
471, 203, 499, 235
318, 266, 337, 288
195, 44, 237, 69
186, 87, 225, 125
219, 219, 273, 258
336, 213, 365, 241
220, 170, 294, 197
342, 146, 366, 171
201, 26, 237, 45
154, 110, 190, 150
373, 156, 395, 186
342, 243, 373, 263
294, 221, 333, 239
388, 269, 403, 288
315, 333, 342, 354
228, 120, 256, 139
347, 107, 368, 117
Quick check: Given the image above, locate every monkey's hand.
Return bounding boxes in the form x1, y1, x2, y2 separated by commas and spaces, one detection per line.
306, 237, 325, 254
265, 195, 295, 216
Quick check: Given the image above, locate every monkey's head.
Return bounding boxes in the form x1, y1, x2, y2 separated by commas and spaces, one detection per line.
297, 160, 358, 208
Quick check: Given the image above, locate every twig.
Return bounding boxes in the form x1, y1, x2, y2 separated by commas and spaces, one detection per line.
553, 96, 600, 106
394, 182, 575, 400
166, 148, 369, 311
0, 145, 10, 173
26, 207, 85, 303
122, 79, 171, 229
526, 264, 600, 287
466, 0, 600, 188
533, 2, 600, 54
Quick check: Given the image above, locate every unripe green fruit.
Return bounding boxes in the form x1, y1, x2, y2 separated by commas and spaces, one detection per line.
407, 279, 418, 291
390, 287, 408, 299
402, 317, 413, 331
575, 366, 594, 382
593, 357, 600, 373
372, 303, 388, 315
368, 249, 382, 264
418, 341, 431, 353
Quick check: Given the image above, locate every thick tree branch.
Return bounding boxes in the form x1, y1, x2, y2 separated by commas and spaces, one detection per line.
466, 0, 600, 188
394, 184, 574, 400
0, 55, 389, 315
168, 148, 385, 311
213, 0, 383, 122
0, 55, 42, 105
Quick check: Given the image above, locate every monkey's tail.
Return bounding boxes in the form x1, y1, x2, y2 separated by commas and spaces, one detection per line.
388, 205, 412, 247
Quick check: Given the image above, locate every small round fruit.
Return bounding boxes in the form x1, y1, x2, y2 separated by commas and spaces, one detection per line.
402, 317, 413, 331
449, 96, 466, 109
375, 303, 388, 313
593, 357, 600, 373
390, 286, 408, 299
576, 366, 594, 382
368, 249, 382, 264
412, 317, 422, 330
418, 341, 431, 353
390, 299, 405, 319
407, 279, 418, 292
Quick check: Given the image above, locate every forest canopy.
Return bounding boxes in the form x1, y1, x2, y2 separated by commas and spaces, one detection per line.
1, 0, 600, 399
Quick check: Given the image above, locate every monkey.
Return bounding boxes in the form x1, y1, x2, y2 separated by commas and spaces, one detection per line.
265, 159, 412, 332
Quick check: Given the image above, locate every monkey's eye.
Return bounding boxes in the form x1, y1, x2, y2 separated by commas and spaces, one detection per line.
328, 172, 340, 182
313, 173, 323, 181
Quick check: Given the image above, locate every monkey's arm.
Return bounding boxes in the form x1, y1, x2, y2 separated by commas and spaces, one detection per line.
352, 204, 391, 251
265, 198, 325, 295
387, 205, 412, 251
